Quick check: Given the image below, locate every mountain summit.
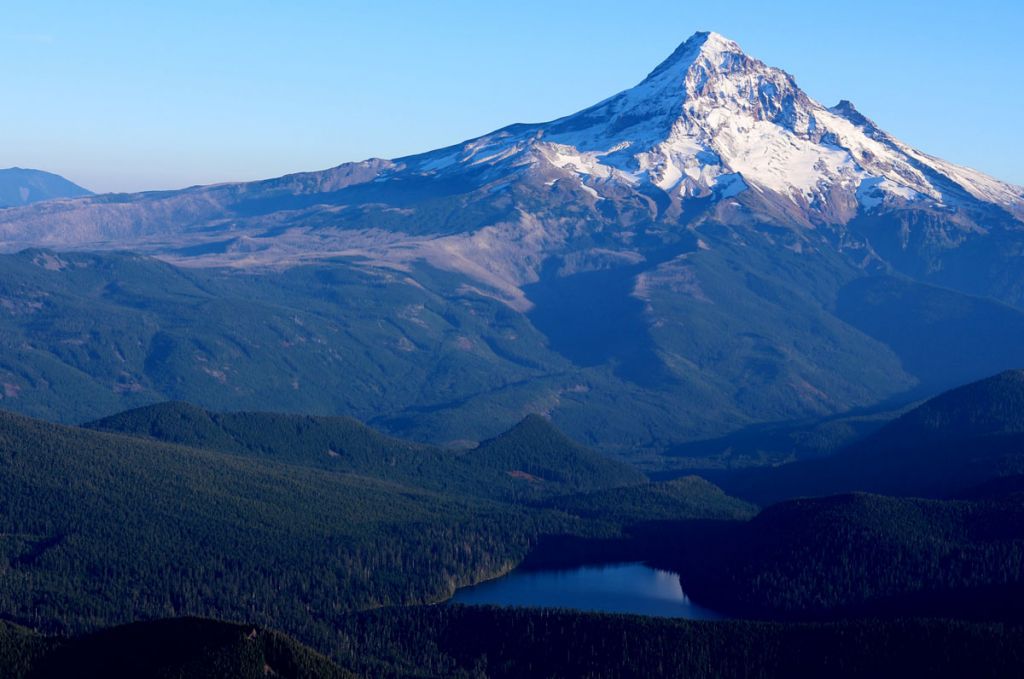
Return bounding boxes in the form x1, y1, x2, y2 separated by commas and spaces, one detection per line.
0, 167, 92, 208
401, 30, 1022, 226
0, 32, 1023, 450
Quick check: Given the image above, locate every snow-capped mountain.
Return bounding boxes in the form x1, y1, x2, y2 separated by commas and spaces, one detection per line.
1, 32, 1023, 451
1, 32, 1020, 304
407, 31, 1021, 220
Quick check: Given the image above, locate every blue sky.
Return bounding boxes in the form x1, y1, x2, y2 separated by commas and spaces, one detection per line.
3, 1, 1021, 193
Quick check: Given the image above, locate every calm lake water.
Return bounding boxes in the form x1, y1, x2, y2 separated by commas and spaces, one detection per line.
449, 562, 724, 619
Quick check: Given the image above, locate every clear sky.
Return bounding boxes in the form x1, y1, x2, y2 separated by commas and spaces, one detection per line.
3, 0, 1022, 193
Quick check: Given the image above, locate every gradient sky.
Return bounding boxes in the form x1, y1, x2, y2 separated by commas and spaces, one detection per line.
3, 0, 1022, 193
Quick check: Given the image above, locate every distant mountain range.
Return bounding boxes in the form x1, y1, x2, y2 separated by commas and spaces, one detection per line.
1, 32, 1023, 452
0, 167, 92, 208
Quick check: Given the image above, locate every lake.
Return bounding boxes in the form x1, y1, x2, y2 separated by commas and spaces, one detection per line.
449, 562, 724, 619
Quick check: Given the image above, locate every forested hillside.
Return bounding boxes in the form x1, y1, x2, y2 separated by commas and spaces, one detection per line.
712, 370, 1024, 504
0, 403, 765, 667
5, 375, 1024, 673
0, 409, 598, 647
87, 403, 645, 501
540, 476, 756, 525
334, 606, 1024, 678
0, 618, 351, 679
5, 612, 1022, 679
669, 492, 1024, 620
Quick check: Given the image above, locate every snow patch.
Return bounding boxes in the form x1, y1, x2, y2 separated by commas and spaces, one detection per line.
857, 177, 921, 210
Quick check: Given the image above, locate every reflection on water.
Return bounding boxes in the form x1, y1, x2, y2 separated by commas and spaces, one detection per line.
449, 562, 724, 619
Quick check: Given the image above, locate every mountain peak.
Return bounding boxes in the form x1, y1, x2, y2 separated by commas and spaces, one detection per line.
534, 30, 761, 152
644, 31, 745, 81
0, 167, 93, 208
690, 30, 743, 55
